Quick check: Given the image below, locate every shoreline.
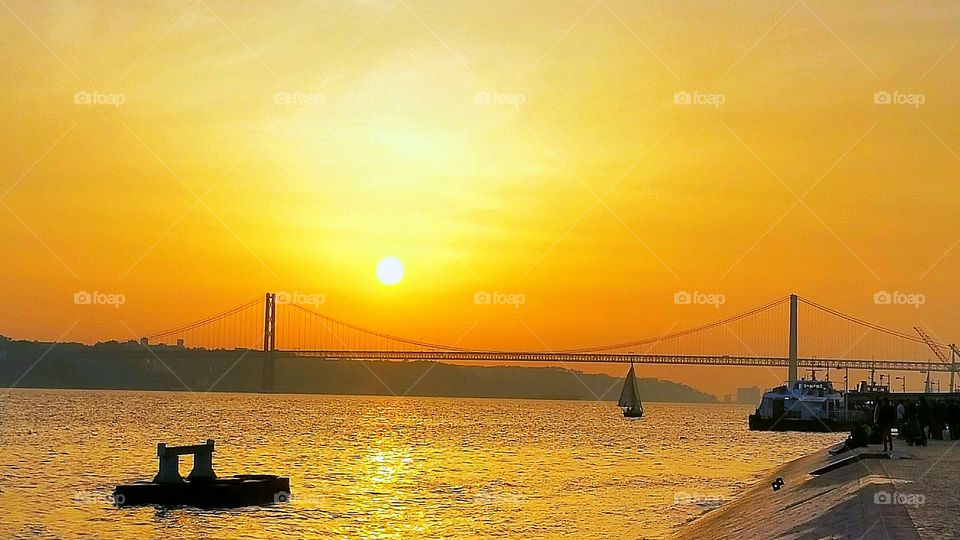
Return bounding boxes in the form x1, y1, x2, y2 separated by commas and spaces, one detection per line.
0, 385, 724, 404
0, 341, 717, 404
672, 438, 960, 539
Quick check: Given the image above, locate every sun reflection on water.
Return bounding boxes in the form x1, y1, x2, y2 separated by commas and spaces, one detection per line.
0, 391, 843, 539
334, 445, 429, 539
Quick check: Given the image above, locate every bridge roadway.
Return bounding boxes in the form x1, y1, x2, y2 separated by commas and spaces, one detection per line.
284, 350, 955, 373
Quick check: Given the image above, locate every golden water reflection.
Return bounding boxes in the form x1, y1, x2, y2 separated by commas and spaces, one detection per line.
335, 446, 427, 539
0, 391, 843, 539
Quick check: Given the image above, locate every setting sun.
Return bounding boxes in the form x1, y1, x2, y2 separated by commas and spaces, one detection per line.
376, 256, 405, 286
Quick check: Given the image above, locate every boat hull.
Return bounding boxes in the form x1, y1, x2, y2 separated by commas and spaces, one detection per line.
622, 409, 644, 418
748, 413, 858, 433
113, 475, 290, 508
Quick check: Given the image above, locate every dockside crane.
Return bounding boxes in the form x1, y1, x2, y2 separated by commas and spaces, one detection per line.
914, 327, 959, 393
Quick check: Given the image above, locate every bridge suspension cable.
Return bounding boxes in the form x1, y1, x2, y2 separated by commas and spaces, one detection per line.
796, 296, 938, 345
285, 302, 481, 352
277, 296, 793, 354
555, 296, 791, 353
143, 296, 263, 344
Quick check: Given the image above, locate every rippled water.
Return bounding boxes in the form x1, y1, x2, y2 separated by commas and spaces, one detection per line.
0, 390, 843, 538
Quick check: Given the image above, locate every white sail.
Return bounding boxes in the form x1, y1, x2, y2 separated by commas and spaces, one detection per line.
617, 364, 642, 410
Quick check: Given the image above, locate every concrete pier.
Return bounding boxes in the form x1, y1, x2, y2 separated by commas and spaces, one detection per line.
672, 441, 960, 539
115, 439, 289, 508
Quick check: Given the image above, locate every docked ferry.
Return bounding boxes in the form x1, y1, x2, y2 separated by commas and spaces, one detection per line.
748, 379, 862, 432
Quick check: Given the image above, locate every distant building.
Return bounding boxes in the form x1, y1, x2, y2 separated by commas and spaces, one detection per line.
737, 386, 762, 404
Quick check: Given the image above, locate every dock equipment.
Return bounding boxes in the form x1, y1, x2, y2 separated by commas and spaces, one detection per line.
113, 440, 290, 508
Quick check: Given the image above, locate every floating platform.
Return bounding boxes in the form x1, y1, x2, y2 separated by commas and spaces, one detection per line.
114, 475, 290, 508
113, 439, 290, 508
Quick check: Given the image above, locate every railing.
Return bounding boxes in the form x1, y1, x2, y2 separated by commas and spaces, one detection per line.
286, 350, 958, 373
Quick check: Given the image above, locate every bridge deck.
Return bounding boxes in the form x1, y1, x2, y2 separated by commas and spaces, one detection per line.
281, 350, 954, 373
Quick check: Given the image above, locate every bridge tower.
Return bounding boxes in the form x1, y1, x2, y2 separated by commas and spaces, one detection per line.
788, 294, 798, 387
262, 292, 277, 392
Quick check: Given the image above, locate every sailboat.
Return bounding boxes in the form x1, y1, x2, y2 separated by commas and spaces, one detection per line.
618, 363, 644, 418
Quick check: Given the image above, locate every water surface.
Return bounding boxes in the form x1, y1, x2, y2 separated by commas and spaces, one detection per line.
0, 390, 843, 538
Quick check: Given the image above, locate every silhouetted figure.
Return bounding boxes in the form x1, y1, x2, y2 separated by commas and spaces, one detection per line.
840, 424, 870, 453
948, 400, 960, 441
918, 396, 931, 439
901, 402, 926, 446
931, 401, 946, 440
896, 400, 906, 438
872, 399, 883, 443
875, 398, 896, 452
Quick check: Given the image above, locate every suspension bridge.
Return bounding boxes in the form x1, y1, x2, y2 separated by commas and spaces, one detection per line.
138, 293, 959, 392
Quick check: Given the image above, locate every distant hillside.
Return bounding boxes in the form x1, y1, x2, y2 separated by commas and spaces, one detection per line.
0, 337, 716, 403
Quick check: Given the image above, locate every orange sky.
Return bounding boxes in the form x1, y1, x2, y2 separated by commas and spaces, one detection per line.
2, 0, 959, 396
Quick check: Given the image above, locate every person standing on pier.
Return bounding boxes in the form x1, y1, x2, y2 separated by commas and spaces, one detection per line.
931, 401, 946, 440
876, 398, 896, 452
918, 396, 931, 440
902, 402, 926, 446
896, 400, 905, 437
947, 400, 960, 440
